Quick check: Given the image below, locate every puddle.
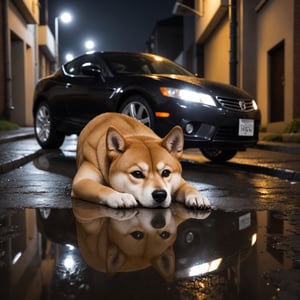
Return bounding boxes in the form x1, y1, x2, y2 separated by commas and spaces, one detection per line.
0, 203, 299, 300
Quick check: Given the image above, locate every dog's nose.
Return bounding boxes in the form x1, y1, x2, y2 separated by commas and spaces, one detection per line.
152, 189, 167, 203
151, 213, 166, 228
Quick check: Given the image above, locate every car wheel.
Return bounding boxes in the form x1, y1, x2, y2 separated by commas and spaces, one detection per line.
34, 102, 65, 149
200, 148, 237, 162
119, 95, 154, 128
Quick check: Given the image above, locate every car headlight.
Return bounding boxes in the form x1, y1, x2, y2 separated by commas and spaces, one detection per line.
160, 87, 216, 106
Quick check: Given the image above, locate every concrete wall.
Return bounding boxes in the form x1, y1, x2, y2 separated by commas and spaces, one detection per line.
8, 3, 37, 126
238, 0, 257, 98
194, 0, 230, 83
191, 0, 298, 131
203, 16, 230, 83
256, 0, 294, 130
0, 1, 5, 118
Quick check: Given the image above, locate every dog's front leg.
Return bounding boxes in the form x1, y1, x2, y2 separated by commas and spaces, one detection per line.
71, 163, 138, 208
174, 179, 210, 209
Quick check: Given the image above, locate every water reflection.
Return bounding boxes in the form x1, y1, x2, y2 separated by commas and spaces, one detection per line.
0, 204, 298, 299
73, 200, 211, 281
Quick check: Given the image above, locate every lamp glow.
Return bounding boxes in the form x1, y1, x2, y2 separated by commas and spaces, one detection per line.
85, 40, 95, 50
60, 12, 72, 23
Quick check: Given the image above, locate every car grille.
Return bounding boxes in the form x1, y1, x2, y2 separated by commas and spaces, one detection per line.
217, 97, 254, 112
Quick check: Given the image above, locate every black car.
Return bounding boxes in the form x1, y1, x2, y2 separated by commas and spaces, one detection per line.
33, 51, 261, 162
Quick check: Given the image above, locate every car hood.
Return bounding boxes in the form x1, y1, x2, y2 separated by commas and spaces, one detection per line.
154, 74, 252, 99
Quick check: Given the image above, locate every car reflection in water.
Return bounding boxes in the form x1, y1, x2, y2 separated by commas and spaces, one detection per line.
0, 201, 260, 299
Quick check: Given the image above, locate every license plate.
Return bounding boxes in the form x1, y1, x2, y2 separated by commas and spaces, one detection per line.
239, 119, 254, 136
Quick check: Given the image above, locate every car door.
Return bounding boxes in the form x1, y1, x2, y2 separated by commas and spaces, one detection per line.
61, 55, 113, 129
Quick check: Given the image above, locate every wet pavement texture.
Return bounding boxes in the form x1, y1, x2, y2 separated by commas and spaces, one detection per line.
0, 137, 300, 299
0, 204, 299, 299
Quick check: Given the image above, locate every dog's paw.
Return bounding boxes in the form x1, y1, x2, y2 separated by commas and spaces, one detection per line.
98, 206, 138, 220
185, 193, 211, 209
173, 203, 211, 220
106, 192, 138, 208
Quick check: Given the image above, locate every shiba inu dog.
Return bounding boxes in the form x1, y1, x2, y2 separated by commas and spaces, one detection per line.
72, 200, 211, 280
71, 112, 210, 209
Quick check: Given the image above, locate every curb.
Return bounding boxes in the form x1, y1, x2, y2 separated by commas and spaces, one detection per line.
0, 129, 40, 174
224, 161, 300, 182
182, 159, 300, 182
0, 149, 45, 174
255, 142, 300, 154
0, 131, 35, 145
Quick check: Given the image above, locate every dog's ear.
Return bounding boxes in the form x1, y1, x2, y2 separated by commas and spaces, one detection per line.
161, 126, 183, 159
151, 246, 175, 281
106, 126, 127, 156
106, 242, 126, 273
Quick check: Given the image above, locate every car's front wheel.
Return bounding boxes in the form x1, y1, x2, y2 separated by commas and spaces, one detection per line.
119, 95, 154, 128
200, 148, 237, 162
34, 102, 65, 149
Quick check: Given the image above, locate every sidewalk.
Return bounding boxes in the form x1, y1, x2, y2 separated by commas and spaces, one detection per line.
0, 127, 300, 181
0, 127, 35, 144
0, 127, 40, 173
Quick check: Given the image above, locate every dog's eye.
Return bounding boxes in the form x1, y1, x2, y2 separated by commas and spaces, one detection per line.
160, 231, 171, 239
131, 171, 145, 179
130, 231, 144, 240
161, 169, 171, 178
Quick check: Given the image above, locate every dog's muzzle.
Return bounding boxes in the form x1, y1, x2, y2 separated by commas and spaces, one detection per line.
152, 189, 167, 203
151, 213, 166, 228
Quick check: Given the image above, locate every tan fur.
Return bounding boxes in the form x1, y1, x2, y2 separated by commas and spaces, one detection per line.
73, 200, 211, 280
71, 112, 210, 208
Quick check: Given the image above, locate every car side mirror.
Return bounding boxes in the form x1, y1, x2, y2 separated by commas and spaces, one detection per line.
81, 63, 102, 77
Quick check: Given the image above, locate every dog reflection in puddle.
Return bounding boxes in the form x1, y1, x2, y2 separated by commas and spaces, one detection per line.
73, 200, 210, 281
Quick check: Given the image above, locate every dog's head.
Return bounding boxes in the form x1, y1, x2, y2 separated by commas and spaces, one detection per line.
75, 206, 177, 280
106, 126, 184, 208
73, 200, 211, 280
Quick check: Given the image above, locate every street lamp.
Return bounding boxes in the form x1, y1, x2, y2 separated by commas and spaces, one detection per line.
65, 53, 74, 62
55, 12, 72, 68
85, 39, 95, 51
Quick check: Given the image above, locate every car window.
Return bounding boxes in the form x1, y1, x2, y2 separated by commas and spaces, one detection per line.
106, 56, 151, 75
102, 53, 193, 76
64, 55, 107, 77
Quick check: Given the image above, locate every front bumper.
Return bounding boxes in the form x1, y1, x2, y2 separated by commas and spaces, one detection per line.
154, 100, 261, 150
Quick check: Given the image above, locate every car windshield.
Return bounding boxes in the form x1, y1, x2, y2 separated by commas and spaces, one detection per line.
101, 53, 194, 76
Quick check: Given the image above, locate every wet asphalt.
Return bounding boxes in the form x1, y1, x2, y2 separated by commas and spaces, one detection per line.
0, 128, 300, 300
1, 127, 300, 180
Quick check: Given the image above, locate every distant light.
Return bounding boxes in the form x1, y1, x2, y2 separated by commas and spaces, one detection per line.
65, 53, 74, 61
12, 252, 22, 264
85, 40, 95, 50
251, 233, 257, 246
60, 12, 72, 24
66, 244, 75, 250
63, 255, 76, 271
154, 55, 163, 62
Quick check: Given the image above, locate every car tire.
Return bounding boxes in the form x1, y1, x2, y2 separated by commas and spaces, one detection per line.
34, 102, 65, 149
200, 148, 237, 162
119, 95, 154, 129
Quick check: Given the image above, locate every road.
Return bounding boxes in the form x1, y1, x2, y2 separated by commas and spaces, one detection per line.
0, 136, 300, 299
0, 136, 299, 211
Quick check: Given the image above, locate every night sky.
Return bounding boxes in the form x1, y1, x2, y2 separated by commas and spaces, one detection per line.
47, 0, 176, 63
